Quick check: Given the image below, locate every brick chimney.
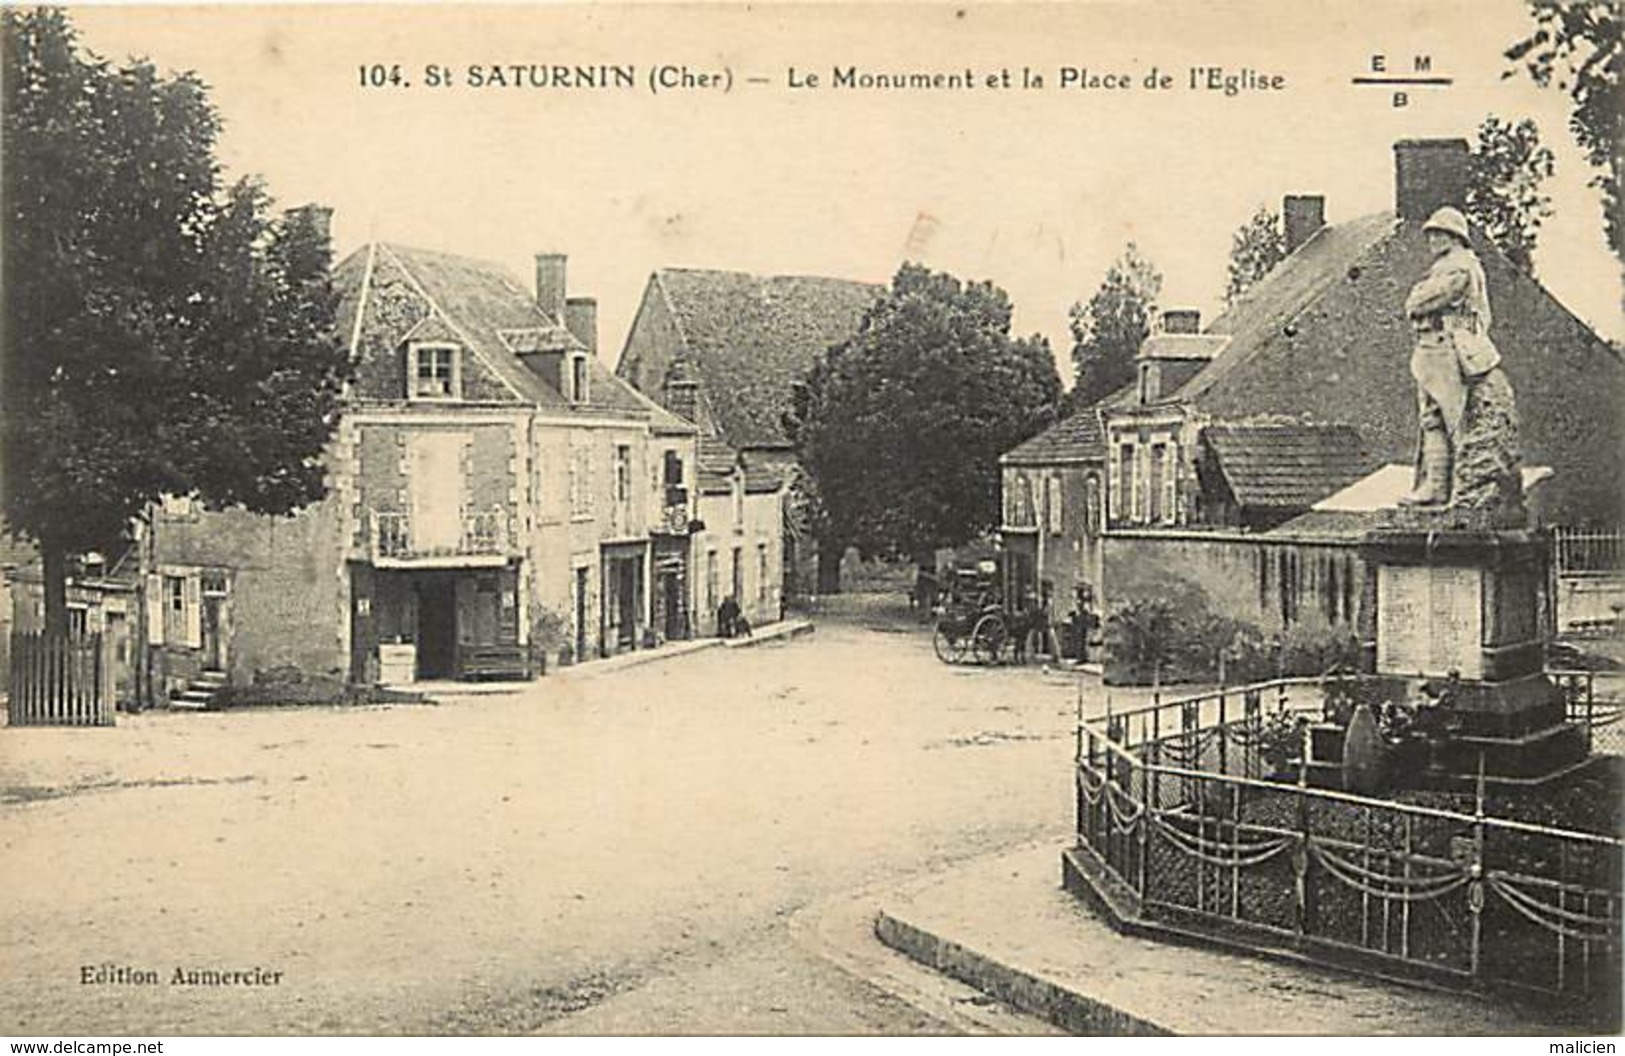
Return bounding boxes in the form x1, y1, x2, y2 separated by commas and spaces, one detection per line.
1394, 138, 1470, 222
565, 296, 597, 355
1282, 195, 1325, 254
1160, 309, 1201, 335
534, 253, 567, 321
663, 361, 701, 425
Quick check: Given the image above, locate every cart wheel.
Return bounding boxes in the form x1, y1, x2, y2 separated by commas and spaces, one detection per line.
932, 624, 967, 664
971, 613, 1007, 666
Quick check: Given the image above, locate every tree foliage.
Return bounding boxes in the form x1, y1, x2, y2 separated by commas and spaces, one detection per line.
1224, 205, 1285, 307
1505, 0, 1622, 259
784, 263, 1060, 560
1465, 114, 1555, 274
1, 8, 350, 628
1068, 243, 1162, 409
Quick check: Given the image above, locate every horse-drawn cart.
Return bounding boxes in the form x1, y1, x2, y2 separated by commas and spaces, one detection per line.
931, 558, 1034, 666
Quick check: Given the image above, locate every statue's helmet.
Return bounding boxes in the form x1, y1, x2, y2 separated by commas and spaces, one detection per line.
1422, 207, 1471, 245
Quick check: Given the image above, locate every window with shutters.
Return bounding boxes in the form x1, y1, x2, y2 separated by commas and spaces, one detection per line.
1163, 442, 1180, 525
1115, 444, 1134, 524
614, 444, 632, 504
163, 575, 186, 643
1148, 444, 1166, 524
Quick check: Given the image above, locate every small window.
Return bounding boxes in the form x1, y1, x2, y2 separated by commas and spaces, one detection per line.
67, 606, 89, 637
570, 354, 589, 404
614, 445, 632, 504
167, 576, 186, 614
201, 571, 229, 597
411, 344, 460, 400
663, 450, 684, 486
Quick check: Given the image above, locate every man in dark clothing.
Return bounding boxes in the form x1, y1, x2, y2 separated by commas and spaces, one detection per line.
717, 596, 740, 639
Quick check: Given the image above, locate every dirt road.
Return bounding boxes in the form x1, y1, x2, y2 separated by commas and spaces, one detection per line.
1, 617, 1103, 1034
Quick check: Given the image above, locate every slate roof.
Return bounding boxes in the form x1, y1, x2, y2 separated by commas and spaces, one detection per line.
1001, 407, 1106, 466
654, 268, 881, 448
696, 436, 782, 495
1175, 212, 1397, 403
1202, 422, 1375, 510
1000, 385, 1133, 466
340, 243, 653, 420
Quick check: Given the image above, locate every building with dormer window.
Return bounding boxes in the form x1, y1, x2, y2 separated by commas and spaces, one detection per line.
143, 231, 700, 702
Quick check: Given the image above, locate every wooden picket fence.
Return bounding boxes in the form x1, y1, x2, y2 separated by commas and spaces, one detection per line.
7, 630, 111, 727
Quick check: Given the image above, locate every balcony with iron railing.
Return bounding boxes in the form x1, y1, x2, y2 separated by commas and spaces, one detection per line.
368, 508, 516, 567
654, 485, 693, 536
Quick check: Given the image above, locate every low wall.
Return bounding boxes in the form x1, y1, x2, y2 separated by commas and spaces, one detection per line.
1101, 529, 1368, 683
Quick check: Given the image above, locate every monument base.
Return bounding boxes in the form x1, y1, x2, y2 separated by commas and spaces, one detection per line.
1336, 525, 1589, 788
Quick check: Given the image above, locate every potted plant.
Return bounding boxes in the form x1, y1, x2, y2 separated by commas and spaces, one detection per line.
529, 606, 569, 677
1256, 709, 1308, 779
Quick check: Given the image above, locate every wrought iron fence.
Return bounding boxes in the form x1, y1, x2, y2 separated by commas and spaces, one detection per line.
1552, 669, 1625, 756
1075, 677, 1622, 1008
1554, 528, 1625, 576
370, 508, 512, 560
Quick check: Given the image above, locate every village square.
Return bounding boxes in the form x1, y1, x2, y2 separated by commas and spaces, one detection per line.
2, 1, 1622, 1041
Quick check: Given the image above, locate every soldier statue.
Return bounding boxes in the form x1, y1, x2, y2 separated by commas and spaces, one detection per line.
1400, 206, 1525, 518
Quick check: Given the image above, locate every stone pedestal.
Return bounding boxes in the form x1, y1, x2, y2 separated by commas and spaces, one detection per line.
1357, 526, 1586, 786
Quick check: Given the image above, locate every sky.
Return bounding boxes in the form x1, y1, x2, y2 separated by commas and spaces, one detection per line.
69, 1, 1624, 383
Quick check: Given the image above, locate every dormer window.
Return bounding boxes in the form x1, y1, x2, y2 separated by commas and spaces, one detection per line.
568, 352, 590, 405
411, 343, 461, 401
1137, 361, 1161, 404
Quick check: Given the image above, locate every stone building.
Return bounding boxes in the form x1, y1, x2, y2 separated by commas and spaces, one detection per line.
1004, 137, 1623, 670
143, 237, 700, 701
615, 267, 880, 595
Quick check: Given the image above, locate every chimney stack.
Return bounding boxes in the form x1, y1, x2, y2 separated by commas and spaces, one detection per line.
1161, 309, 1201, 335
663, 361, 701, 424
1282, 195, 1325, 255
534, 253, 568, 320
565, 297, 598, 356
1393, 138, 1470, 222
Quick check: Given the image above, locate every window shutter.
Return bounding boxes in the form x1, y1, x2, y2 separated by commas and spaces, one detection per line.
146, 575, 166, 645
1135, 444, 1150, 522
184, 574, 203, 648
1107, 447, 1122, 522
1163, 444, 1179, 525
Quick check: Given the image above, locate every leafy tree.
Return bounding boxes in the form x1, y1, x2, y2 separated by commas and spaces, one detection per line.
1505, 0, 1622, 260
1224, 205, 1286, 307
1, 9, 350, 632
785, 263, 1060, 568
1068, 243, 1162, 409
1465, 115, 1555, 274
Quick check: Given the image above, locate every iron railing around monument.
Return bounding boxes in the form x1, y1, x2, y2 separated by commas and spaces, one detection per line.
1552, 669, 1625, 756
1074, 677, 1622, 1012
